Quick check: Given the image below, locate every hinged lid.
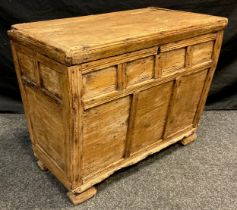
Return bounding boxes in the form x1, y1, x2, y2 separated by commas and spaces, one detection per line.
8, 7, 228, 66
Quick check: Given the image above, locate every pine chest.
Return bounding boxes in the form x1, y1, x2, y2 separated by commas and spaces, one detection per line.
8, 7, 228, 205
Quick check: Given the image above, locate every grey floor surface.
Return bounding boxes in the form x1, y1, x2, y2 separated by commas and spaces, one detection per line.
0, 111, 236, 210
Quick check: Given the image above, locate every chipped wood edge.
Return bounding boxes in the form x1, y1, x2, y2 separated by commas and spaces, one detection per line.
180, 132, 197, 145
67, 187, 97, 205
37, 160, 48, 171
83, 61, 212, 110
33, 145, 71, 190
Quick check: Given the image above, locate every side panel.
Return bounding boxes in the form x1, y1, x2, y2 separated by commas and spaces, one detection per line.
11, 43, 71, 188
24, 86, 66, 169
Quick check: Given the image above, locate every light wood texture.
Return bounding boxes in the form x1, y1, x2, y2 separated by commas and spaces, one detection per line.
39, 63, 63, 98
8, 7, 227, 205
180, 132, 197, 145
125, 56, 154, 87
191, 41, 214, 65
67, 187, 97, 205
130, 82, 173, 154
193, 31, 224, 128
8, 7, 227, 65
82, 97, 130, 178
161, 48, 186, 76
37, 160, 48, 171
164, 69, 208, 138
75, 127, 196, 193
82, 66, 117, 100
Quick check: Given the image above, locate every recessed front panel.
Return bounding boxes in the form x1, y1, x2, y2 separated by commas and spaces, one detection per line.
165, 69, 209, 137
82, 66, 117, 99
130, 81, 173, 154
82, 96, 131, 178
191, 41, 214, 65
161, 48, 186, 76
125, 56, 154, 87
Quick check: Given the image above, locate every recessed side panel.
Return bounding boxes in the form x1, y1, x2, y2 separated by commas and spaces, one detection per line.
17, 52, 38, 83
82, 96, 131, 178
24, 86, 66, 170
130, 81, 173, 154
165, 69, 209, 137
39, 63, 63, 98
15, 45, 67, 172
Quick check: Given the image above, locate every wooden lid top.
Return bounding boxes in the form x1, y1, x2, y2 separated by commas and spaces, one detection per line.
9, 7, 228, 66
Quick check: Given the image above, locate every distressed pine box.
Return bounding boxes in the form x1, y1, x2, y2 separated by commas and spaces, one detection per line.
8, 8, 228, 205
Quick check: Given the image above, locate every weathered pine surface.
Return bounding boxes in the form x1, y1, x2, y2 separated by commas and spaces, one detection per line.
8, 7, 228, 205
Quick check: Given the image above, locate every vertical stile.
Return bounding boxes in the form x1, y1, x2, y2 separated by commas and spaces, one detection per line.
34, 55, 41, 86
185, 46, 193, 67
154, 47, 162, 79
162, 77, 181, 139
62, 68, 72, 181
154, 55, 162, 79
124, 93, 138, 158
123, 63, 128, 88
67, 66, 83, 187
117, 63, 126, 90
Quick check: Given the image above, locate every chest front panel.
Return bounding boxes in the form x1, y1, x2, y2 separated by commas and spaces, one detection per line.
80, 33, 216, 179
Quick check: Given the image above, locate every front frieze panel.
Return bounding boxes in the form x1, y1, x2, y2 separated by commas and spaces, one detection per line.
160, 48, 186, 76
81, 33, 216, 109
82, 66, 118, 100
125, 56, 155, 87
191, 41, 214, 65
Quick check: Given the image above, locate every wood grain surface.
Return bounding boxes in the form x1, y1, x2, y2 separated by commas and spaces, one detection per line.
8, 7, 227, 65
8, 7, 227, 205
